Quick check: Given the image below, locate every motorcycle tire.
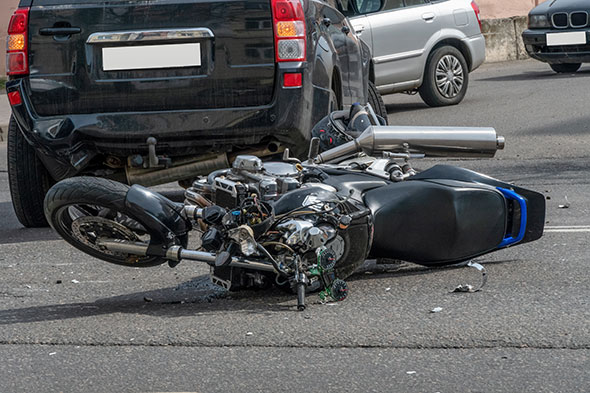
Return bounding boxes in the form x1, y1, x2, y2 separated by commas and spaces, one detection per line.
44, 176, 168, 267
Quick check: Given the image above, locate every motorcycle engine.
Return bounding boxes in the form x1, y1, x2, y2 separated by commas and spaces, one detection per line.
188, 155, 302, 209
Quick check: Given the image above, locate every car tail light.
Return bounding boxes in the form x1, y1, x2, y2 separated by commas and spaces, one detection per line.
7, 90, 22, 106
271, 0, 306, 62
6, 7, 30, 76
283, 72, 302, 87
470, 1, 482, 31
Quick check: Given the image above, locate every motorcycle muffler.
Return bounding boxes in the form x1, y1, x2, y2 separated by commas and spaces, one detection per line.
314, 125, 505, 163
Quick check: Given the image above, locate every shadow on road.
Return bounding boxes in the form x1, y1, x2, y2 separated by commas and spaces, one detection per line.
0, 259, 517, 325
385, 102, 430, 115
0, 275, 294, 325
519, 115, 590, 136
0, 201, 60, 245
476, 68, 590, 83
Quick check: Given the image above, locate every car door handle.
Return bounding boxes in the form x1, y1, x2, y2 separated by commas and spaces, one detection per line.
322, 17, 332, 27
422, 13, 435, 21
341, 25, 350, 34
353, 24, 365, 33
39, 27, 81, 36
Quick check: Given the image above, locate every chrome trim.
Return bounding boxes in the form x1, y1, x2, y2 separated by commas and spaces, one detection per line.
87, 28, 214, 44
314, 125, 503, 164
374, 49, 424, 65
551, 12, 569, 29
570, 11, 589, 29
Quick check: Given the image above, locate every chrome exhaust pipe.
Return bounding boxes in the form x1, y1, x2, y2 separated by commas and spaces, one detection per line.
315, 125, 505, 163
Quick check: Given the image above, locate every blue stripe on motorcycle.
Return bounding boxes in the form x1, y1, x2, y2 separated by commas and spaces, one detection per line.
497, 187, 528, 248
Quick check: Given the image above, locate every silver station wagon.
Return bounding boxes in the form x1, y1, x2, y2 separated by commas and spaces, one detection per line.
340, 0, 486, 106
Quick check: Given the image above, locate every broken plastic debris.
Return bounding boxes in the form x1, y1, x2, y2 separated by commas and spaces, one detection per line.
71, 279, 80, 284
24, 285, 31, 289
406, 371, 417, 375
49, 352, 57, 356
558, 196, 570, 209
246, 332, 253, 336
452, 261, 487, 293
430, 307, 443, 313
385, 287, 391, 292
452, 284, 475, 293
143, 297, 153, 302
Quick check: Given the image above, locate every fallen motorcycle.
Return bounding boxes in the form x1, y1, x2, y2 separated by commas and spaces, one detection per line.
44, 105, 545, 310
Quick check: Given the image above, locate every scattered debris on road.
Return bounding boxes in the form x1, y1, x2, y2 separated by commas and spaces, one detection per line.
558, 196, 570, 209
430, 307, 443, 313
452, 261, 487, 293
71, 279, 80, 284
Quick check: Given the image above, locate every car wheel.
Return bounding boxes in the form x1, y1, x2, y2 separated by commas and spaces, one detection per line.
550, 63, 581, 73
368, 81, 388, 124
329, 87, 341, 112
7, 115, 54, 227
419, 46, 469, 107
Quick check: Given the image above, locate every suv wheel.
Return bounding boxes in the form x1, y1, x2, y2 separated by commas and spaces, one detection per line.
550, 63, 581, 74
7, 116, 53, 227
368, 81, 388, 124
419, 46, 469, 107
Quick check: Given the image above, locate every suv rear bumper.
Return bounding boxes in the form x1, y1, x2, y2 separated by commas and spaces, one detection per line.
7, 65, 330, 180
522, 29, 590, 64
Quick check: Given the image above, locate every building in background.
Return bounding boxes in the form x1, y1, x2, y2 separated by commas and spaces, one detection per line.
478, 0, 539, 19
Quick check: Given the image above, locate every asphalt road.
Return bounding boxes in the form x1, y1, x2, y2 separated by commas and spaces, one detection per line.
1, 59, 589, 393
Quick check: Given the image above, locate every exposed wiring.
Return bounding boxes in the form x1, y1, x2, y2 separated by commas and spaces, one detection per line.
256, 243, 289, 277
261, 241, 296, 254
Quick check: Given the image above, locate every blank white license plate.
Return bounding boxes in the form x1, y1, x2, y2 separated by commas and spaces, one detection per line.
546, 32, 587, 46
102, 43, 201, 71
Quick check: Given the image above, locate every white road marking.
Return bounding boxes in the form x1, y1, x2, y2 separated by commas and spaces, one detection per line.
544, 225, 590, 233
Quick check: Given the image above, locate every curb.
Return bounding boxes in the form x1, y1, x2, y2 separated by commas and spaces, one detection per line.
482, 16, 529, 63
0, 124, 6, 143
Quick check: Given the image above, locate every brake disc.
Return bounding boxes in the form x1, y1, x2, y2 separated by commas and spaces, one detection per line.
71, 216, 139, 256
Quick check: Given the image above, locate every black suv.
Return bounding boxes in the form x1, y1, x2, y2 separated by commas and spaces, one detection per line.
523, 0, 590, 73
6, 0, 386, 227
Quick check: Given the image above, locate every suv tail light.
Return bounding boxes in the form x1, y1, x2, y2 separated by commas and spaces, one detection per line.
271, 0, 306, 62
6, 7, 30, 76
471, 1, 482, 31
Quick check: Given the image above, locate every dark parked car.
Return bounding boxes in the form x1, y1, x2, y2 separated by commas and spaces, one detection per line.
6, 0, 386, 227
523, 0, 590, 73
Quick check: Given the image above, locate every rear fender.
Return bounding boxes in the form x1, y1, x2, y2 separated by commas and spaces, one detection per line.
125, 185, 191, 256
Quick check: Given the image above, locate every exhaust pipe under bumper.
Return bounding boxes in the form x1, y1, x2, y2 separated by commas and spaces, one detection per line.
126, 143, 285, 187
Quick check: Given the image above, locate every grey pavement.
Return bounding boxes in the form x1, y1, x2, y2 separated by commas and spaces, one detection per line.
1, 59, 590, 392
0, 93, 9, 142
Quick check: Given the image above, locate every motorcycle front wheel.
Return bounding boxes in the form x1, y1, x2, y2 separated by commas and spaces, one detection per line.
44, 176, 167, 267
